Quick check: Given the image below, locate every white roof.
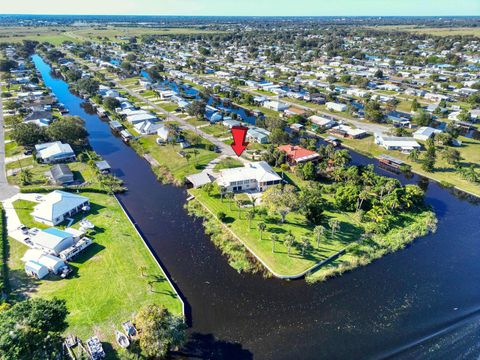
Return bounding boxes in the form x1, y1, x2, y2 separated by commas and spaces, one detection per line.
31, 190, 89, 223
413, 126, 442, 138
126, 113, 157, 123
22, 249, 65, 268
35, 141, 74, 160
218, 161, 281, 185
309, 115, 335, 126
379, 136, 421, 148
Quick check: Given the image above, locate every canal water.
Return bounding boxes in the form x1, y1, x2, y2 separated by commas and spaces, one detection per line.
32, 54, 480, 360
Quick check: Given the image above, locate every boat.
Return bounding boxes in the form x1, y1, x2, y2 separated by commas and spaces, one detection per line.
86, 336, 105, 359
115, 330, 130, 348
122, 321, 137, 338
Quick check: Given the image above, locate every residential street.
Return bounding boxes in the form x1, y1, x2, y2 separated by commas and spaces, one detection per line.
0, 78, 19, 201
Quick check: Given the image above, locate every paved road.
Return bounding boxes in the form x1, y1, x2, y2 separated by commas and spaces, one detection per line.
0, 76, 19, 201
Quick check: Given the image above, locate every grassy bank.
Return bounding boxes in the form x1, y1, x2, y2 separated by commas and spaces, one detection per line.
306, 210, 437, 283
190, 187, 364, 276
7, 192, 183, 346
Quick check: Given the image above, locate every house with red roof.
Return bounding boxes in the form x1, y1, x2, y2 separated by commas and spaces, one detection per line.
278, 145, 320, 165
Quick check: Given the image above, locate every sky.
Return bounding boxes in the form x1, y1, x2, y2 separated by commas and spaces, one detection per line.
1, 0, 479, 17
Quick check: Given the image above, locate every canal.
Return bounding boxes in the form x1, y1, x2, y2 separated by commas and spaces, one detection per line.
32, 54, 480, 359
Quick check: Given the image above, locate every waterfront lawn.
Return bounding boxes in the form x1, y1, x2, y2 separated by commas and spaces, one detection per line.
336, 135, 480, 196
132, 130, 218, 183
8, 192, 182, 344
190, 188, 364, 275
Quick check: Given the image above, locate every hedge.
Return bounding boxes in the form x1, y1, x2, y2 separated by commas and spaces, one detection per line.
0, 204, 8, 297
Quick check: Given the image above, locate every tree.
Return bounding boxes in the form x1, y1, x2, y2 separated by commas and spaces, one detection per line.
284, 233, 295, 257
225, 192, 234, 210
245, 209, 255, 229
187, 100, 206, 120
442, 148, 462, 167
19, 168, 33, 185
332, 149, 351, 168
365, 100, 384, 122
328, 219, 340, 238
413, 110, 432, 127
257, 222, 266, 240
0, 298, 68, 360
73, 77, 99, 96
46, 116, 88, 147
374, 69, 383, 79
314, 225, 326, 248
271, 234, 279, 253
407, 148, 420, 162
135, 304, 187, 359
300, 235, 311, 256
411, 98, 419, 112
262, 185, 299, 223
10, 122, 47, 148
103, 96, 120, 111
301, 161, 317, 180
0, 59, 17, 72
299, 182, 326, 224
422, 137, 436, 172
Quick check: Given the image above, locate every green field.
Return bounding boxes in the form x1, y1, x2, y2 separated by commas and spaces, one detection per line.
8, 192, 182, 349
213, 157, 244, 171
367, 25, 480, 37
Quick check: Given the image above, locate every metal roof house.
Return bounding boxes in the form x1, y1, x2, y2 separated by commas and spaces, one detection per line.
95, 160, 111, 174
30, 228, 74, 256
31, 191, 90, 226
48, 164, 74, 185
35, 141, 76, 164
25, 260, 49, 279
22, 249, 66, 274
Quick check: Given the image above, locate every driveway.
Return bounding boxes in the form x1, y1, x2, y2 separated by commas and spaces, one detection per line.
0, 77, 20, 201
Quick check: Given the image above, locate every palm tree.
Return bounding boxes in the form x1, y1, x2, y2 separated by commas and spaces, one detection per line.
236, 199, 242, 219
300, 235, 311, 256
356, 189, 370, 212
139, 266, 147, 278
271, 234, 279, 253
408, 148, 420, 162
226, 192, 234, 210
284, 234, 295, 257
257, 222, 266, 240
313, 225, 326, 248
245, 209, 255, 229
328, 219, 340, 238
19, 168, 33, 185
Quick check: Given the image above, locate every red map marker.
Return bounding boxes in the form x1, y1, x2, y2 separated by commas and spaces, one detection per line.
231, 126, 249, 157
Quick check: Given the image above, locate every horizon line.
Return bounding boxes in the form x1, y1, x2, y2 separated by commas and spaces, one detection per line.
0, 14, 479, 18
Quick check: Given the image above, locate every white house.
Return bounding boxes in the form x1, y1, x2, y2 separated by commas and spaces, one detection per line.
35, 142, 76, 164
134, 119, 163, 135
216, 161, 282, 193
157, 126, 175, 142
25, 261, 49, 279
263, 100, 289, 112
375, 134, 421, 152
126, 112, 158, 125
31, 191, 90, 226
309, 115, 336, 129
413, 126, 442, 141
326, 102, 348, 112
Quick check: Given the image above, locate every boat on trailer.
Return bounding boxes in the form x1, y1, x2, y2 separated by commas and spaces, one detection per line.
115, 330, 130, 348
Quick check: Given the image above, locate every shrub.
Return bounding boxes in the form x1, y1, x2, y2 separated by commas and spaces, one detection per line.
217, 211, 226, 222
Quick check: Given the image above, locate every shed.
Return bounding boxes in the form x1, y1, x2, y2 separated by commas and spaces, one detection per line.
25, 260, 49, 279
22, 249, 66, 274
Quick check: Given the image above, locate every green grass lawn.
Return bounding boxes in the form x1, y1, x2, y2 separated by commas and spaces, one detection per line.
191, 188, 364, 275
4, 141, 23, 158
132, 130, 218, 183
186, 117, 209, 127
336, 135, 480, 196
214, 157, 244, 171
8, 192, 183, 349
201, 124, 230, 138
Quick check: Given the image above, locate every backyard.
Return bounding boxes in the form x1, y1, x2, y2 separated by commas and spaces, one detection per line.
7, 192, 183, 347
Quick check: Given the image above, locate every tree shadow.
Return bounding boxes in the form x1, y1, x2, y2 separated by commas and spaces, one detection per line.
68, 243, 106, 265
177, 332, 253, 360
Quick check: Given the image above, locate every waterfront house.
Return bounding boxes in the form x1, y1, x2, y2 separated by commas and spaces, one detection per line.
247, 127, 270, 144
133, 119, 163, 135
329, 125, 367, 139
157, 125, 175, 143
126, 112, 158, 125
216, 161, 282, 193
35, 142, 76, 164
31, 190, 90, 226
263, 100, 289, 112
278, 145, 320, 165
374, 134, 421, 152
